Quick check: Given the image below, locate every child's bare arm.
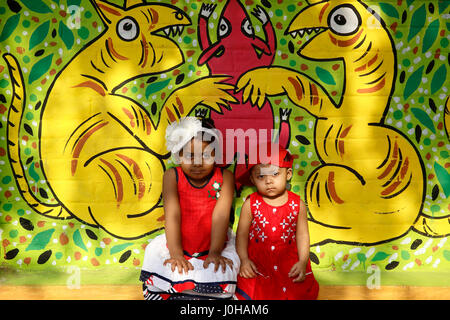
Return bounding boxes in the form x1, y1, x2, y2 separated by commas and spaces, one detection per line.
289, 199, 310, 282
163, 168, 193, 274
236, 198, 257, 278
204, 169, 235, 272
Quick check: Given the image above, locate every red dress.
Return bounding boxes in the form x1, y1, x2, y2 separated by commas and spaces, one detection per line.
176, 166, 223, 257
236, 191, 319, 300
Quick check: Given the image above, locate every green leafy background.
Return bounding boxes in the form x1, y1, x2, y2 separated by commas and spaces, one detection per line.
0, 0, 449, 287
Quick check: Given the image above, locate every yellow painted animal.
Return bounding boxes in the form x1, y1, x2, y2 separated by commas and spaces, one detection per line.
4, 0, 236, 239
236, 0, 450, 245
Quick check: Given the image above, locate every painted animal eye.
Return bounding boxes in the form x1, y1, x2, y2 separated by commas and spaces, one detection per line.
174, 11, 185, 21
328, 5, 361, 35
241, 18, 254, 37
117, 17, 139, 41
218, 17, 231, 38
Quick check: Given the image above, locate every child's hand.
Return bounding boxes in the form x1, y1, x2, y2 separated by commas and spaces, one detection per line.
239, 258, 258, 278
203, 253, 234, 273
164, 255, 194, 274
288, 261, 307, 282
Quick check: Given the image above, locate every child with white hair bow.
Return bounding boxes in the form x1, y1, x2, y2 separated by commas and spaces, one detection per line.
140, 117, 239, 300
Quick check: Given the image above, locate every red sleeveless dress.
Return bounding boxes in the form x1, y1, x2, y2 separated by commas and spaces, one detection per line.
236, 191, 319, 300
176, 166, 224, 258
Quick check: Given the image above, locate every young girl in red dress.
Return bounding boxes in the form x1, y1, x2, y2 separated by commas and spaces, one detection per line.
235, 144, 319, 300
140, 117, 239, 300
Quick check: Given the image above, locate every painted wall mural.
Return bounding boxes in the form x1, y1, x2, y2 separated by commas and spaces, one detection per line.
0, 0, 449, 288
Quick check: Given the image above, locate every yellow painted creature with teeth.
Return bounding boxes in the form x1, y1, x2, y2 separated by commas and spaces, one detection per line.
237, 0, 450, 245
4, 0, 236, 239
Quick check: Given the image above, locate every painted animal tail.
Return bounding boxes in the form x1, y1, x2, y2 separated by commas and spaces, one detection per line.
3, 53, 71, 219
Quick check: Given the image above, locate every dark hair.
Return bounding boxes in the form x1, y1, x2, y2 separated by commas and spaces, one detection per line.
201, 117, 215, 130
196, 117, 217, 143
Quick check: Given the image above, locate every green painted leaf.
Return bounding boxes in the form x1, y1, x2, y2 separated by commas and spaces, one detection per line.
438, 1, 450, 14
58, 21, 74, 50
356, 253, 366, 268
145, 79, 171, 99
29, 20, 50, 51
371, 251, 390, 262
28, 162, 40, 182
315, 67, 336, 85
357, 253, 366, 261
411, 107, 436, 133
0, 79, 9, 88
73, 229, 87, 251
430, 64, 447, 95
110, 243, 134, 255
28, 54, 53, 84
401, 250, 410, 260
434, 162, 450, 198
21, 0, 52, 13
67, 0, 81, 6
407, 4, 426, 42
443, 250, 450, 261
406, 0, 415, 7
25, 228, 55, 251
422, 19, 440, 53
379, 3, 399, 19
403, 66, 423, 100
0, 14, 20, 42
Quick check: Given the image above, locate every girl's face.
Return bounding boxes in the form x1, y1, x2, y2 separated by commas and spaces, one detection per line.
250, 164, 292, 198
179, 138, 216, 182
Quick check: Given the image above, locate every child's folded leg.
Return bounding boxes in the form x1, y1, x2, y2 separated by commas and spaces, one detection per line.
140, 230, 240, 299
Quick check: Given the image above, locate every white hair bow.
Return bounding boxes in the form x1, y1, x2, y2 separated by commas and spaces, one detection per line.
165, 117, 203, 154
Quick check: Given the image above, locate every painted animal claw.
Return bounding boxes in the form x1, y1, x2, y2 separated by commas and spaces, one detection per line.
257, 93, 266, 109
235, 74, 250, 94
251, 5, 268, 25
242, 84, 253, 105
280, 108, 292, 121
191, 76, 237, 113
195, 108, 208, 118
200, 3, 217, 19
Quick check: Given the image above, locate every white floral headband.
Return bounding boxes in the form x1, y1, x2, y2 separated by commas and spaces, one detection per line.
165, 117, 218, 154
